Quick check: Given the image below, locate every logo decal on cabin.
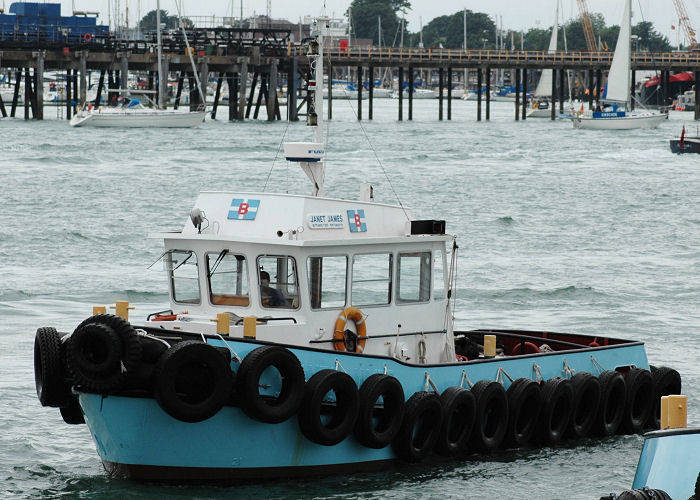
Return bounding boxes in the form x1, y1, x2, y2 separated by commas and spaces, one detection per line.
228, 198, 260, 220
346, 209, 367, 232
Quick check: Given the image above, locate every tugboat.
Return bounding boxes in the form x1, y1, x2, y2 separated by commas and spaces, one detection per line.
34, 16, 682, 482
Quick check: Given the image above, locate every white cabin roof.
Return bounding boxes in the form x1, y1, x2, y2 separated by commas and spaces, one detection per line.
150, 192, 449, 245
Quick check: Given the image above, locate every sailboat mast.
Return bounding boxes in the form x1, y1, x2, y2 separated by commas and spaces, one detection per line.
156, 0, 164, 108
625, 0, 632, 110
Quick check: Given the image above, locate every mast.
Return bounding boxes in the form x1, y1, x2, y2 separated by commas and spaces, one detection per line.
156, 0, 164, 108
283, 16, 328, 197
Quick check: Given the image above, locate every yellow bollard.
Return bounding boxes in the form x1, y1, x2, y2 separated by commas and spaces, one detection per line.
660, 394, 687, 429
483, 334, 496, 357
210, 313, 230, 335
243, 316, 257, 339
93, 305, 107, 315
109, 300, 134, 320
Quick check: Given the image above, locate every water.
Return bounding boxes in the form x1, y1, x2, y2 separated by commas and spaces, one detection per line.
2, 100, 699, 499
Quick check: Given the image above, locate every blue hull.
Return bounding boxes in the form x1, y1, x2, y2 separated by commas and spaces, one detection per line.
77, 336, 650, 480
632, 428, 700, 499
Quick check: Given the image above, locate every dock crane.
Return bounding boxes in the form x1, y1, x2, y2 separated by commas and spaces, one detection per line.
576, 0, 598, 51
671, 0, 698, 50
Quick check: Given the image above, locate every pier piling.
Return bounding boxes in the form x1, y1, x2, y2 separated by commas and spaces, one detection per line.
514, 68, 520, 121
368, 65, 373, 120
521, 67, 527, 120
407, 66, 413, 120
447, 67, 452, 120
558, 68, 564, 113
485, 67, 490, 120
398, 66, 403, 121
551, 68, 557, 121
356, 65, 362, 120
438, 67, 444, 121
476, 67, 482, 121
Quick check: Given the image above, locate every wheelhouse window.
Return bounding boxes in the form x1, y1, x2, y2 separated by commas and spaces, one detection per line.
397, 251, 431, 303
165, 250, 200, 304
207, 251, 249, 307
257, 256, 299, 309
352, 253, 392, 306
433, 249, 445, 300
307, 256, 347, 309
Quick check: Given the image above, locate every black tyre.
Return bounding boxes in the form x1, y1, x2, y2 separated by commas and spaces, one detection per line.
596, 370, 626, 436
505, 378, 541, 447
568, 372, 601, 438
34, 327, 71, 408
621, 368, 653, 434
298, 369, 359, 446
436, 386, 476, 456
67, 314, 141, 392
236, 346, 305, 424
155, 340, 233, 423
540, 377, 574, 445
647, 366, 682, 429
470, 380, 508, 452
617, 488, 671, 500
354, 374, 405, 449
59, 398, 85, 425
69, 323, 123, 376
392, 391, 443, 462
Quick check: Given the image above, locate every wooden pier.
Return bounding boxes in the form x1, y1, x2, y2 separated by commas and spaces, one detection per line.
1, 31, 700, 122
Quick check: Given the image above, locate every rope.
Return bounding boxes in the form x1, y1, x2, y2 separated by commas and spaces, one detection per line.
590, 355, 606, 375
533, 363, 545, 382
212, 333, 242, 363
424, 372, 439, 393
263, 119, 291, 192
332, 71, 409, 221
334, 358, 347, 373
562, 359, 576, 379
459, 370, 473, 389
496, 366, 514, 385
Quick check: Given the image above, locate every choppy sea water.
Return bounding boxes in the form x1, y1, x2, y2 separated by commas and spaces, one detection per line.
2, 99, 699, 499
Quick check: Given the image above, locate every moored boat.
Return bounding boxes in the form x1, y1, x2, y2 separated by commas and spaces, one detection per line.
670, 125, 700, 153
34, 14, 683, 484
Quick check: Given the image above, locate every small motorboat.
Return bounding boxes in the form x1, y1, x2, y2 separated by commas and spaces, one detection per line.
670, 125, 700, 154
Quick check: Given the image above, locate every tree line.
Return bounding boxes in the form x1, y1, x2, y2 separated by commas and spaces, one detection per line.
347, 0, 674, 52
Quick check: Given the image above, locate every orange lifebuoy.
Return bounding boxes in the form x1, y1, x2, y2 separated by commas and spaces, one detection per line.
83, 33, 93, 43
333, 307, 367, 353
510, 341, 540, 356
151, 313, 178, 321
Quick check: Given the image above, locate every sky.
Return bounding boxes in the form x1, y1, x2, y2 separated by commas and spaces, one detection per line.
31, 1, 700, 45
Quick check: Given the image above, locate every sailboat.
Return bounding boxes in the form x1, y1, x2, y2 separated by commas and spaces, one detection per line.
70, 1, 206, 128
571, 0, 667, 130
527, 1, 558, 118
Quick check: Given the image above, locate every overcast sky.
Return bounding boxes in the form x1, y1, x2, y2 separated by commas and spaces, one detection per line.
46, 1, 700, 44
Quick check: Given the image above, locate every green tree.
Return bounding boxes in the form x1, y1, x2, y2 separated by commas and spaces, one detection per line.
632, 21, 672, 51
346, 0, 411, 45
139, 9, 187, 32
416, 10, 496, 49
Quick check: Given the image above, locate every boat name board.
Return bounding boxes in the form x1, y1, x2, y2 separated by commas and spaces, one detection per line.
593, 111, 626, 118
306, 213, 345, 229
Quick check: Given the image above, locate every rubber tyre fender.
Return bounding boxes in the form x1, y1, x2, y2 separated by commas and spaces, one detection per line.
34, 327, 72, 408
567, 372, 601, 438
469, 380, 508, 452
505, 378, 541, 447
647, 366, 682, 429
621, 368, 654, 434
155, 340, 233, 423
354, 374, 405, 449
392, 391, 444, 462
539, 377, 574, 445
435, 386, 476, 456
617, 488, 671, 500
236, 346, 305, 424
297, 369, 359, 446
68, 323, 123, 377
69, 314, 141, 392
60, 397, 85, 425
595, 370, 626, 436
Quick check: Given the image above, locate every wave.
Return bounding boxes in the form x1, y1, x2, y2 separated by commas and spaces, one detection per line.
496, 216, 515, 225
474, 285, 602, 302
